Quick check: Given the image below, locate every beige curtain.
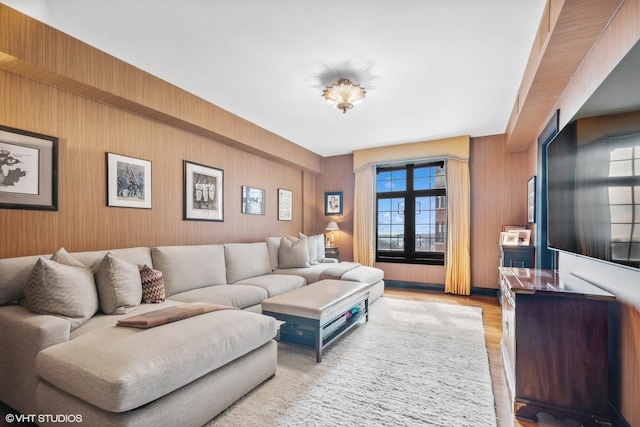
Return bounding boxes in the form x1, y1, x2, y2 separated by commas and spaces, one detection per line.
444, 158, 471, 295
353, 166, 375, 266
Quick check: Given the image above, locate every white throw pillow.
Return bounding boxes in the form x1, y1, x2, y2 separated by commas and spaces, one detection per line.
25, 257, 99, 331
278, 236, 310, 268
94, 252, 142, 315
299, 232, 318, 265
316, 234, 326, 262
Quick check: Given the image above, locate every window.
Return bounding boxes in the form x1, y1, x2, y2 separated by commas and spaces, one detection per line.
376, 162, 446, 264
608, 143, 640, 265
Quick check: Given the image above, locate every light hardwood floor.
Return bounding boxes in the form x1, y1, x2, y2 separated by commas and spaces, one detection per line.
383, 287, 566, 427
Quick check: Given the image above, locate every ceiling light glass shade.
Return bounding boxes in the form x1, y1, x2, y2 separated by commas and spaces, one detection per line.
322, 78, 366, 114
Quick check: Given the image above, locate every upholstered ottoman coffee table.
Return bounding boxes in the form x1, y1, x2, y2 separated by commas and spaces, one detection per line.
261, 279, 370, 362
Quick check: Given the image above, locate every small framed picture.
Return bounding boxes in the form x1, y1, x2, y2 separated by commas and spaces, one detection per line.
278, 188, 292, 221
527, 176, 536, 223
241, 186, 265, 215
324, 191, 343, 216
106, 152, 152, 209
0, 125, 58, 211
517, 229, 532, 246
184, 160, 223, 221
502, 231, 520, 245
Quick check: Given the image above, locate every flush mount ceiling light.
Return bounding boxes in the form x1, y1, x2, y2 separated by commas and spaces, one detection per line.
322, 78, 366, 114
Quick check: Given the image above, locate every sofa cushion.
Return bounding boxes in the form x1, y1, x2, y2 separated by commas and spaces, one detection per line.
24, 257, 99, 330
233, 273, 305, 297
94, 253, 142, 315
139, 264, 166, 303
224, 243, 272, 284
265, 237, 281, 271
0, 254, 46, 305
278, 237, 310, 268
36, 309, 278, 413
168, 284, 268, 309
151, 245, 226, 296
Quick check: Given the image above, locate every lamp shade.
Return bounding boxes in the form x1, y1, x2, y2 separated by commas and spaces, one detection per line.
325, 221, 339, 231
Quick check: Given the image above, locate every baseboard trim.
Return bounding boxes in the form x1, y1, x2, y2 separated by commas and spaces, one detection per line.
385, 280, 499, 298
609, 402, 630, 427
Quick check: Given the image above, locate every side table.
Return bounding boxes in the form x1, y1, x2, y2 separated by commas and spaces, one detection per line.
325, 246, 339, 261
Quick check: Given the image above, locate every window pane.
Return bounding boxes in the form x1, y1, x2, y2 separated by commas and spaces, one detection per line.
414, 166, 435, 190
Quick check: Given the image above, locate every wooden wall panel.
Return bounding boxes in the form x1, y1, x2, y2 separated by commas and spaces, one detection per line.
0, 4, 323, 175
470, 134, 530, 289
619, 303, 640, 426
316, 154, 355, 262
0, 69, 303, 257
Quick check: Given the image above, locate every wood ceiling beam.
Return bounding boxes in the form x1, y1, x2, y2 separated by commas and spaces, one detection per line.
504, 0, 623, 152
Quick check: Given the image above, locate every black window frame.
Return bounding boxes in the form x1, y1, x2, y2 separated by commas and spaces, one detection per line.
375, 161, 446, 265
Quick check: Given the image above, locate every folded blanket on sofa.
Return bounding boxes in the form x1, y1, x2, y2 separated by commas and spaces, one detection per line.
319, 262, 361, 280
117, 302, 238, 329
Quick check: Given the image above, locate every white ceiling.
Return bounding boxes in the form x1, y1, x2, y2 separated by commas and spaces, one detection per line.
1, 0, 547, 157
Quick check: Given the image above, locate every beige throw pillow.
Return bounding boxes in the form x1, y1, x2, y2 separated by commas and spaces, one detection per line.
50, 247, 87, 268
25, 257, 99, 331
95, 253, 142, 314
278, 236, 310, 268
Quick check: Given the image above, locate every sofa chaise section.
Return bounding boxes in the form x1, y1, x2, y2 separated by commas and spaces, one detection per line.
35, 308, 277, 426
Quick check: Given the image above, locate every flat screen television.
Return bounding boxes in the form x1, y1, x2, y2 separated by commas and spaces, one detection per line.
546, 120, 640, 269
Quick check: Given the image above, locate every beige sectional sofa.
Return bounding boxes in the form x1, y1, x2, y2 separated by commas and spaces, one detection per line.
0, 236, 384, 427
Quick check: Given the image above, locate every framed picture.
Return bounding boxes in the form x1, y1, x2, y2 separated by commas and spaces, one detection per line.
184, 161, 223, 221
0, 125, 58, 211
527, 176, 536, 223
106, 153, 152, 209
502, 225, 528, 232
502, 231, 520, 246
241, 186, 265, 215
517, 229, 532, 246
324, 191, 343, 216
277, 188, 292, 221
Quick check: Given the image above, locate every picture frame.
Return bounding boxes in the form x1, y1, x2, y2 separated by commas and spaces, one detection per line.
502, 231, 520, 246
106, 153, 152, 209
517, 229, 532, 246
324, 191, 343, 216
241, 186, 265, 215
527, 176, 536, 223
277, 188, 292, 221
0, 125, 58, 211
184, 160, 223, 221
502, 225, 528, 232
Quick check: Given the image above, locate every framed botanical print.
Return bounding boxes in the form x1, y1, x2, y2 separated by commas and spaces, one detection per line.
184, 160, 223, 221
106, 152, 152, 209
0, 125, 58, 211
278, 188, 292, 221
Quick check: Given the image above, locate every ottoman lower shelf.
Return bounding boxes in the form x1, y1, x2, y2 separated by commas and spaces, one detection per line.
268, 298, 368, 361
261, 280, 371, 362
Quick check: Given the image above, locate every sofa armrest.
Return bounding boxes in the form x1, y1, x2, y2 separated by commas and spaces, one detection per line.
0, 305, 70, 415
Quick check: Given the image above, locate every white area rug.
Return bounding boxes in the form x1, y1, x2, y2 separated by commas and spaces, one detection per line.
209, 297, 497, 427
